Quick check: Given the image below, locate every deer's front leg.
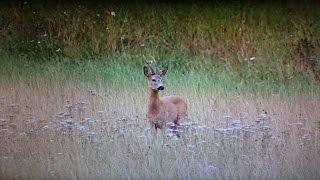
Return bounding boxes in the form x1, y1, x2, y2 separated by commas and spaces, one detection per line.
161, 128, 168, 145
151, 124, 157, 143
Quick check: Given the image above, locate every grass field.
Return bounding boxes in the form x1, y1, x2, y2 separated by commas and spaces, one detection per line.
1, 1, 320, 179
0, 57, 320, 179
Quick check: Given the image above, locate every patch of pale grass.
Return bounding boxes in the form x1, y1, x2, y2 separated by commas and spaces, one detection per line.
0, 78, 319, 179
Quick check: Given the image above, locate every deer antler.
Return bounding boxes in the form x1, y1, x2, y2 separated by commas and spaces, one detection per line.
145, 62, 155, 75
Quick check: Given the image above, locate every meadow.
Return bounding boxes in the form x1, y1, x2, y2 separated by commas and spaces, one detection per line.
0, 1, 320, 179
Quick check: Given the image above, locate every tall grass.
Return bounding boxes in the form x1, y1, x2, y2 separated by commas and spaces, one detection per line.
0, 75, 319, 179
1, 51, 319, 179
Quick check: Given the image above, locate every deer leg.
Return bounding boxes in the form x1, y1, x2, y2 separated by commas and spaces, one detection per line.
161, 128, 168, 145
172, 117, 181, 138
151, 124, 157, 143
173, 116, 188, 145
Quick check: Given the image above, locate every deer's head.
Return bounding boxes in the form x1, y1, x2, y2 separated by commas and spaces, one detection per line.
143, 65, 168, 91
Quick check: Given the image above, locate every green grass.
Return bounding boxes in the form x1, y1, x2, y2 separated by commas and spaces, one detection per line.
1, 52, 319, 98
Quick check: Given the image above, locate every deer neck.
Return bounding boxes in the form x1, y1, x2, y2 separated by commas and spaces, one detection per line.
148, 88, 161, 116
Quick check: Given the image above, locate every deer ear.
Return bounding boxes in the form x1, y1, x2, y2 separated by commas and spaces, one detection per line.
143, 66, 149, 77
159, 65, 168, 76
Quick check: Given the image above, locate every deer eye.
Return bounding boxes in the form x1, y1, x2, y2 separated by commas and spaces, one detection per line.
152, 79, 156, 82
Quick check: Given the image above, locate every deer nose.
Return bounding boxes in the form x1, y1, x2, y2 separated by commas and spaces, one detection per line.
158, 86, 164, 90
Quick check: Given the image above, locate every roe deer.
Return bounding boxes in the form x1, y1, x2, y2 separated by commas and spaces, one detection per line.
143, 65, 188, 142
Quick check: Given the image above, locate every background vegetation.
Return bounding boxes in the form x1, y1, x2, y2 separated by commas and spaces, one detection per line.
1, 0, 320, 86
0, 1, 320, 179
